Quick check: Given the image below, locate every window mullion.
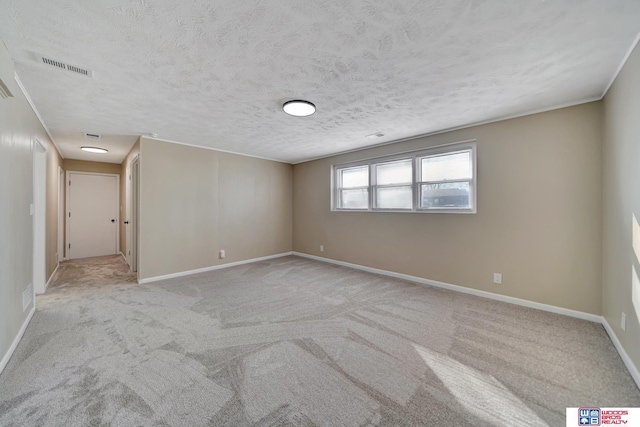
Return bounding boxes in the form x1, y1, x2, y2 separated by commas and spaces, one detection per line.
371, 163, 376, 210
419, 178, 471, 185
411, 156, 420, 211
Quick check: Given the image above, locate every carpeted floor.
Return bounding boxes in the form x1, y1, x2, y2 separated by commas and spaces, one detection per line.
44, 254, 138, 296
0, 255, 638, 426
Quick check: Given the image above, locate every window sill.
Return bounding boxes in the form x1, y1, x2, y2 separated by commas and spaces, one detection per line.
332, 208, 476, 214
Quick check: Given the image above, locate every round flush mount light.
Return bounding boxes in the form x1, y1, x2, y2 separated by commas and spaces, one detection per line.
283, 100, 316, 117
81, 146, 108, 154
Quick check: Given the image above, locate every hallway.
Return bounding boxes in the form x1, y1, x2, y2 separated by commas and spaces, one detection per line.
42, 255, 138, 302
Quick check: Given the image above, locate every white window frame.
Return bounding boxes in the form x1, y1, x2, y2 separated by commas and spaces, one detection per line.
332, 140, 477, 214
335, 164, 370, 211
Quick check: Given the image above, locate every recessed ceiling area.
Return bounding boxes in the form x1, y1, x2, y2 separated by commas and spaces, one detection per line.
52, 132, 138, 164
1, 0, 639, 164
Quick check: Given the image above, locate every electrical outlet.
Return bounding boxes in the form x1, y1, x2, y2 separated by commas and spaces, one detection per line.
493, 273, 502, 284
621, 312, 627, 332
320, 245, 324, 252
219, 249, 225, 259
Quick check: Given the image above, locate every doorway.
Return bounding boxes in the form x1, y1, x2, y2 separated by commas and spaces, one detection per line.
33, 139, 46, 295
65, 171, 119, 259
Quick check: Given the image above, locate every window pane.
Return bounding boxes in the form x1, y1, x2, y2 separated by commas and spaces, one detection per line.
376, 159, 412, 185
421, 182, 470, 208
340, 188, 368, 209
421, 151, 471, 181
375, 186, 412, 209
340, 166, 368, 188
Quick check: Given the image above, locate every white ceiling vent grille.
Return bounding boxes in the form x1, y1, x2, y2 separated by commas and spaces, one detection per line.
38, 55, 92, 77
0, 78, 13, 99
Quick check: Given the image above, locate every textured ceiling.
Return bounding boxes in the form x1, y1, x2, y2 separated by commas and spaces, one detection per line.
1, 0, 640, 164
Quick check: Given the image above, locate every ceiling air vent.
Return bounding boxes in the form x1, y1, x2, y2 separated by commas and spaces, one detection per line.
38, 55, 92, 77
0, 78, 14, 99
84, 132, 101, 139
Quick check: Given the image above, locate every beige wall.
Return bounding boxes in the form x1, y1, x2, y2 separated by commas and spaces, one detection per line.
138, 138, 292, 280
603, 42, 640, 369
63, 159, 122, 175
0, 40, 62, 364
46, 136, 63, 276
119, 139, 140, 256
294, 102, 603, 314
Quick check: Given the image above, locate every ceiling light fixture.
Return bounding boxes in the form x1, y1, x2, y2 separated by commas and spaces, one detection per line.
283, 100, 316, 117
81, 146, 108, 154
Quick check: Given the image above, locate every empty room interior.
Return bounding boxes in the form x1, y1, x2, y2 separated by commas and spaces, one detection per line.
1, 1, 640, 426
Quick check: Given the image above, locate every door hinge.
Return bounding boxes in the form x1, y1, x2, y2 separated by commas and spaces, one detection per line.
68, 243, 71, 249
69, 180, 71, 186
69, 212, 71, 217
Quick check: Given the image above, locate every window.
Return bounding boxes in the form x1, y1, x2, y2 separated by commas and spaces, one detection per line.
419, 150, 472, 210
374, 159, 412, 209
336, 165, 368, 209
333, 141, 476, 213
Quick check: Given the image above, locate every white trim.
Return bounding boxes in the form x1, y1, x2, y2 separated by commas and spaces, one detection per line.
601, 317, 640, 389
0, 306, 35, 375
293, 97, 601, 165
140, 136, 288, 164
292, 252, 602, 323
138, 252, 293, 284
41, 263, 59, 295
601, 30, 640, 98
13, 72, 64, 159
119, 251, 127, 263
57, 165, 65, 262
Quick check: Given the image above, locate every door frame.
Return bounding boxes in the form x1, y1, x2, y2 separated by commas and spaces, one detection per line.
130, 156, 139, 273
65, 170, 120, 260
57, 165, 64, 262
32, 138, 47, 295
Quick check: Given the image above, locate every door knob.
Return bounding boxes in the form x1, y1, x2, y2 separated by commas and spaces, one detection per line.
111, 219, 116, 223
124, 221, 129, 224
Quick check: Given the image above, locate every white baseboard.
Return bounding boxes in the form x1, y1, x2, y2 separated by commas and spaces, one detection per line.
292, 252, 640, 389
119, 251, 127, 264
138, 252, 294, 284
602, 317, 640, 389
0, 305, 35, 375
40, 263, 59, 295
292, 252, 602, 323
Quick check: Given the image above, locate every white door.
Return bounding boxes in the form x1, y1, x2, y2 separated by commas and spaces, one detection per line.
67, 172, 119, 259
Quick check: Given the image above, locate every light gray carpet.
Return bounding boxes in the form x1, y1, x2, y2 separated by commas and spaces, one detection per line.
49, 254, 138, 286
1, 255, 638, 426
